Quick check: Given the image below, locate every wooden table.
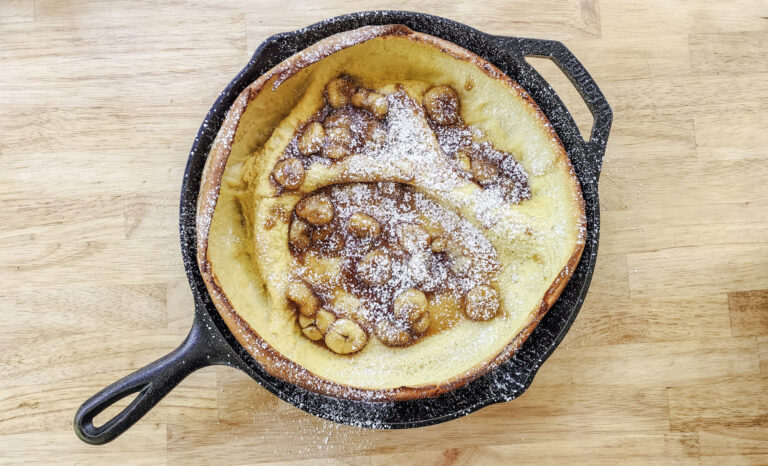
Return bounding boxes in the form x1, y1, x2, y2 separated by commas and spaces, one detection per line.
2, 1, 767, 464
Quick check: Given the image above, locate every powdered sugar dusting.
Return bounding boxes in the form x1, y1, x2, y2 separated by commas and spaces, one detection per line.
290, 182, 499, 341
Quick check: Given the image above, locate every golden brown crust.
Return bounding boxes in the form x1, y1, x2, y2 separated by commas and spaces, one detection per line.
196, 25, 586, 401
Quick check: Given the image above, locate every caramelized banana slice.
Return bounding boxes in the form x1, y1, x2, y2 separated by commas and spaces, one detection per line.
324, 77, 355, 109
393, 288, 430, 334
295, 194, 334, 225
286, 281, 318, 317
297, 122, 325, 155
298, 314, 314, 328
315, 308, 336, 335
423, 85, 460, 125
302, 326, 324, 341
325, 319, 367, 354
455, 147, 472, 172
357, 249, 392, 286
272, 158, 305, 190
398, 223, 430, 253
347, 212, 381, 238
324, 127, 354, 160
374, 319, 412, 347
289, 218, 311, 249
412, 312, 430, 334
464, 285, 500, 321
351, 89, 389, 120
430, 236, 447, 253
298, 314, 324, 341
470, 157, 499, 185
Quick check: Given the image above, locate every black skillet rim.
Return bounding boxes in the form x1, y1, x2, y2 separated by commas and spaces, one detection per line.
178, 10, 610, 429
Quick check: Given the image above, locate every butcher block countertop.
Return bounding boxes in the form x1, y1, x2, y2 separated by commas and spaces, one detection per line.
2, 1, 767, 464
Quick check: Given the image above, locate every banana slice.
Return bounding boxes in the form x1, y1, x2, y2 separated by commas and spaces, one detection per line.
325, 77, 354, 109
423, 85, 459, 125
298, 122, 325, 155
325, 319, 368, 354
315, 308, 336, 334
286, 282, 318, 317
464, 285, 500, 321
398, 223, 430, 253
289, 218, 311, 249
347, 212, 381, 238
272, 158, 305, 190
393, 288, 430, 335
374, 319, 412, 347
357, 249, 392, 286
296, 194, 334, 225
302, 325, 324, 341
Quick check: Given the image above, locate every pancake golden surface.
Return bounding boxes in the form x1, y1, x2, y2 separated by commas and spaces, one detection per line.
197, 25, 585, 400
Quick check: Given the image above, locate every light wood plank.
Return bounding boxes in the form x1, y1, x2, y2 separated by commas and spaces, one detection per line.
600, 202, 768, 255
729, 290, 768, 337
566, 293, 731, 346
0, 194, 125, 242
699, 427, 768, 456
600, 158, 768, 211
701, 455, 768, 466
584, 253, 630, 298
0, 425, 168, 465
695, 111, 768, 161
690, 31, 768, 76
257, 433, 699, 465
601, 73, 768, 124
0, 0, 34, 23
124, 192, 180, 240
1, 239, 186, 290
0, 369, 216, 435
628, 244, 768, 299
533, 337, 761, 388
601, 114, 696, 164
166, 279, 197, 330
0, 15, 247, 105
0, 331, 187, 386
600, 0, 768, 38
1, 284, 166, 334
668, 378, 768, 431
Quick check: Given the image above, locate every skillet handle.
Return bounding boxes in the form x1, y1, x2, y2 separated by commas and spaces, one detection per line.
74, 316, 213, 445
514, 38, 613, 177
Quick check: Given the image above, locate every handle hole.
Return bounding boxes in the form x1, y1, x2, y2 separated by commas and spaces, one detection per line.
524, 56, 595, 142
92, 386, 144, 429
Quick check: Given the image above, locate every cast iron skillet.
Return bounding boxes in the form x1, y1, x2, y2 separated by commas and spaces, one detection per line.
74, 10, 612, 445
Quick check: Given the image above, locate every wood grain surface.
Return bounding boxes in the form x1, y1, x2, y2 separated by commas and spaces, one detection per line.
1, 1, 767, 464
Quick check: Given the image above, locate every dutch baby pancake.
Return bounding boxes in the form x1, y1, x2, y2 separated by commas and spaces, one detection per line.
197, 25, 585, 400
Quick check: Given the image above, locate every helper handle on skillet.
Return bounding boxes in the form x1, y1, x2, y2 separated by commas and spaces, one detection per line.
510, 38, 612, 178
74, 315, 219, 445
